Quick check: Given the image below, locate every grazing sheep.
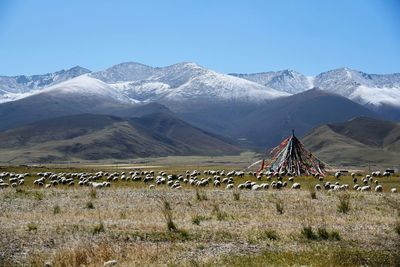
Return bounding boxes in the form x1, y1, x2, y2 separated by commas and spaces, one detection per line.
324, 182, 331, 190
390, 188, 397, 193
252, 184, 261, 191
335, 172, 341, 179
360, 185, 371, 192
315, 184, 321, 190
374, 185, 383, 192
226, 184, 234, 189
149, 185, 155, 189
260, 183, 269, 190
291, 183, 301, 189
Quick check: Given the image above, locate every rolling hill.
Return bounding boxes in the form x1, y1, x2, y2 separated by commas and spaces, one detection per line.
0, 113, 240, 163
302, 117, 400, 167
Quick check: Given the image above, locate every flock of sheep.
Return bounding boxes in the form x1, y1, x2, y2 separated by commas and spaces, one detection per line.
0, 169, 398, 193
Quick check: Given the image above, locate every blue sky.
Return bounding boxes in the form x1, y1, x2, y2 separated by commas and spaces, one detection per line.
0, 0, 399, 76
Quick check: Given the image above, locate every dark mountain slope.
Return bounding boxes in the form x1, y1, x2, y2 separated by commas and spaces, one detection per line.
177, 88, 379, 149
0, 113, 240, 163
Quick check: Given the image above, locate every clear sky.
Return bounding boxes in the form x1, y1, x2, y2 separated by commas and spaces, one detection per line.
0, 0, 399, 76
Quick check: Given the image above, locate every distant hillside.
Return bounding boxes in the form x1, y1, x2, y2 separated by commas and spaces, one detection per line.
0, 113, 240, 163
178, 88, 378, 149
302, 117, 400, 167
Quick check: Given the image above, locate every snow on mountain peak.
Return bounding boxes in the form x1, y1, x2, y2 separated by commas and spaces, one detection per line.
1, 62, 399, 109
39, 75, 138, 103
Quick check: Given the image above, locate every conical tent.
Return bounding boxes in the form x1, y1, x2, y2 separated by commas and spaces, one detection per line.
264, 130, 326, 176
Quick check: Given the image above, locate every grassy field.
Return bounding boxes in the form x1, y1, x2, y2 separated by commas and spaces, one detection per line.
0, 163, 400, 266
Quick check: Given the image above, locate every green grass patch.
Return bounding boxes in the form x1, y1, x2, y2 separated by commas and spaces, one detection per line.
213, 246, 399, 267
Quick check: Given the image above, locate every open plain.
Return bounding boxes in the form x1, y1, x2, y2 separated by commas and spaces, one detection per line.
0, 164, 399, 266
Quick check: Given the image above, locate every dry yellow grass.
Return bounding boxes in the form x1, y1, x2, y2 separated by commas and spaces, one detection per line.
1, 182, 399, 266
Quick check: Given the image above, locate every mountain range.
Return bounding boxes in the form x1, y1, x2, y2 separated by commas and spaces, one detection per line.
0, 62, 399, 165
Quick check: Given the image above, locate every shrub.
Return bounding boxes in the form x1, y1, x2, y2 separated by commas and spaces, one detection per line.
91, 222, 105, 235
329, 230, 341, 241
86, 201, 95, 209
89, 188, 97, 199
259, 229, 279, 241
317, 227, 330, 240
275, 199, 284, 215
195, 189, 208, 201
33, 191, 44, 201
120, 210, 127, 219
212, 203, 229, 221
337, 193, 351, 214
302, 226, 341, 241
192, 215, 210, 225
158, 197, 177, 232
310, 190, 317, 200
301, 226, 318, 240
27, 222, 38, 232
233, 190, 240, 201
395, 223, 400, 236
53, 204, 61, 214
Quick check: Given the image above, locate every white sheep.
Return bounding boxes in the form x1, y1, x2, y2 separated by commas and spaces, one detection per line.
226, 184, 234, 189
291, 183, 301, 189
252, 184, 261, 191
375, 185, 383, 192
391, 188, 397, 193
360, 185, 371, 192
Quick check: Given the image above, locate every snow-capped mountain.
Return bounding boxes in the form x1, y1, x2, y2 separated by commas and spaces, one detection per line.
94, 62, 289, 103
230, 70, 314, 94
90, 62, 156, 83
233, 67, 400, 108
39, 75, 137, 104
314, 68, 400, 107
0, 63, 399, 114
0, 66, 90, 99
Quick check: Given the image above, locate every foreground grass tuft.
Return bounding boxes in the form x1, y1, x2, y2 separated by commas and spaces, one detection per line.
337, 193, 351, 214
158, 197, 177, 232
27, 222, 38, 232
195, 189, 208, 201
53, 204, 61, 214
301, 226, 341, 241
91, 222, 105, 235
275, 198, 284, 214
395, 223, 400, 236
89, 188, 97, 199
85, 201, 95, 209
192, 214, 210, 225
232, 190, 240, 201
258, 229, 280, 241
212, 203, 229, 221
